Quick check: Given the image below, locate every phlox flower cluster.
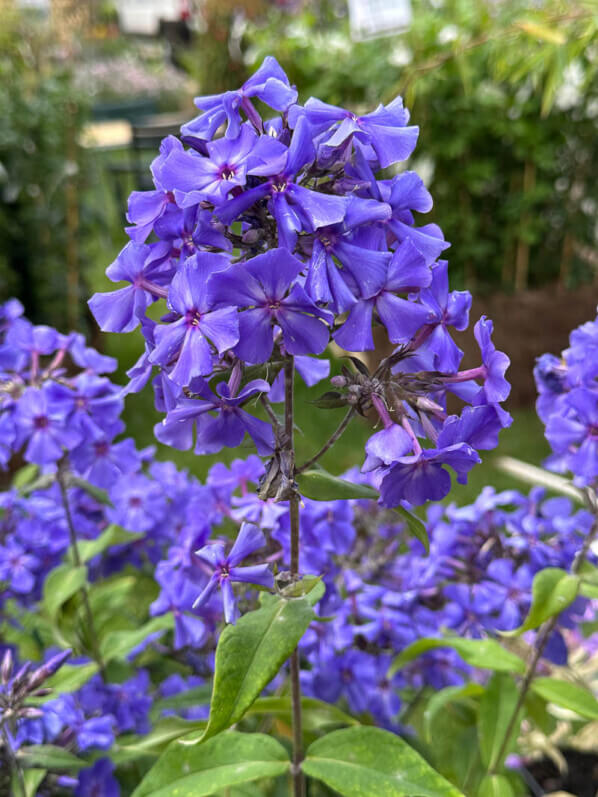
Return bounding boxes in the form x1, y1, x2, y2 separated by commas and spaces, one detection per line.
89, 57, 512, 506
535, 310, 598, 487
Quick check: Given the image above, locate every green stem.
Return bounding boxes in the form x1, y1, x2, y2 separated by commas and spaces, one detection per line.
284, 357, 305, 797
57, 465, 106, 677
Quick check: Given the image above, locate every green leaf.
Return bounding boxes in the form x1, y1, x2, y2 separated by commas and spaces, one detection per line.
69, 475, 113, 506
390, 636, 526, 676
152, 685, 212, 717
131, 731, 290, 797
297, 469, 378, 501
17, 745, 86, 772
12, 768, 46, 797
530, 677, 598, 720
100, 614, 173, 663
393, 505, 429, 554
67, 524, 142, 565
19, 472, 56, 496
310, 391, 347, 409
279, 575, 323, 600
302, 726, 463, 796
201, 594, 315, 743
477, 774, 514, 797
42, 564, 87, 621
30, 662, 98, 703
503, 568, 580, 635
478, 673, 520, 771
423, 684, 484, 742
114, 718, 207, 764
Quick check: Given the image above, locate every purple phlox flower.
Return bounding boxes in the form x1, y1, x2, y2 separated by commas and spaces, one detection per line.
160, 124, 259, 205
6, 319, 63, 360
68, 332, 118, 374
298, 95, 419, 169
545, 387, 598, 485
303, 196, 392, 312
378, 443, 481, 507
0, 540, 40, 593
89, 241, 172, 333
534, 353, 568, 423
268, 354, 330, 402
181, 56, 297, 141
46, 694, 115, 751
45, 373, 123, 441
213, 248, 333, 363
485, 559, 533, 631
469, 316, 511, 403
125, 135, 181, 242
155, 370, 274, 456
154, 204, 231, 257
362, 422, 413, 473
207, 455, 265, 493
193, 522, 274, 623
347, 152, 449, 265
0, 411, 16, 466
231, 492, 288, 530
436, 404, 512, 453
70, 435, 141, 489
563, 315, 598, 384
151, 566, 207, 650
334, 239, 431, 351
107, 474, 166, 533
149, 254, 239, 385
15, 386, 81, 464
75, 759, 120, 797
407, 260, 472, 371
217, 117, 347, 250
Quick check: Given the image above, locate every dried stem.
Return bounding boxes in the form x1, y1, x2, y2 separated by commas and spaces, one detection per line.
57, 465, 105, 677
297, 406, 356, 474
284, 357, 305, 797
489, 504, 598, 775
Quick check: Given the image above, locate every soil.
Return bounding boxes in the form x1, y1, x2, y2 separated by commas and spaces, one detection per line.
524, 749, 598, 796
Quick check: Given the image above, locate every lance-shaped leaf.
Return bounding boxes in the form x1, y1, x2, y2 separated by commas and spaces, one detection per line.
66, 524, 142, 565
389, 636, 526, 676
302, 726, 464, 796
297, 468, 378, 501
131, 731, 290, 797
502, 568, 580, 636
478, 673, 520, 771
99, 615, 174, 663
393, 505, 430, 554
17, 745, 86, 772
530, 677, 598, 720
200, 592, 316, 743
43, 564, 88, 621
477, 774, 515, 797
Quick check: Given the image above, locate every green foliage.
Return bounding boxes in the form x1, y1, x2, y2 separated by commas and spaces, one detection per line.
242, 0, 598, 291
296, 468, 378, 500
0, 11, 93, 328
530, 677, 598, 720
200, 589, 319, 743
131, 731, 290, 797
477, 674, 520, 771
391, 637, 526, 675
302, 726, 464, 796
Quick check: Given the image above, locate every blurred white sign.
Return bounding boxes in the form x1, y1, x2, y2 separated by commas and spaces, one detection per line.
348, 0, 412, 42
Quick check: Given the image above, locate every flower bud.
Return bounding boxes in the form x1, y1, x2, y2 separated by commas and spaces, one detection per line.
330, 375, 348, 387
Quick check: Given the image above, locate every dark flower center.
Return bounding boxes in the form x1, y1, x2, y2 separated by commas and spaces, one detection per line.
33, 415, 49, 429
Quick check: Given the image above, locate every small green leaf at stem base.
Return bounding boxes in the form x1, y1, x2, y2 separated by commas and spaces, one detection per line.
131, 730, 290, 797
302, 726, 464, 796
17, 745, 86, 772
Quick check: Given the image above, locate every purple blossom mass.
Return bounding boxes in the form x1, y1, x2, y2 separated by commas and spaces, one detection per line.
87, 56, 511, 509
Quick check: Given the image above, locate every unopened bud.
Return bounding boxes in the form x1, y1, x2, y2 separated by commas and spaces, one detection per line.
1, 649, 13, 684
28, 649, 71, 691
241, 228, 262, 244
330, 375, 348, 388
18, 707, 44, 720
